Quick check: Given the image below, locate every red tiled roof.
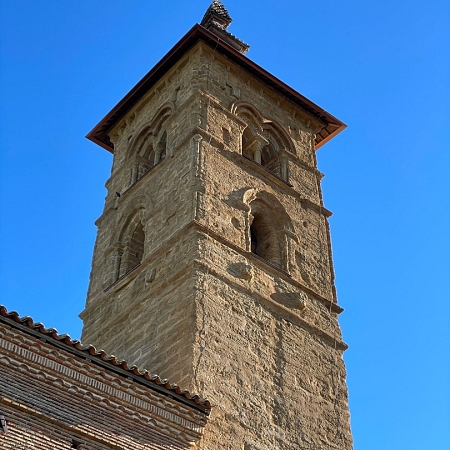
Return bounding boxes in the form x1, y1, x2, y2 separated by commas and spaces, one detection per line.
0, 305, 211, 413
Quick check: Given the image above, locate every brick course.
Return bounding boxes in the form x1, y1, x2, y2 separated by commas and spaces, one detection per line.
0, 315, 208, 450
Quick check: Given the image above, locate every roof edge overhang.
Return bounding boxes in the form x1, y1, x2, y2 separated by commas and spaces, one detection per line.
86, 24, 346, 153
0, 305, 211, 415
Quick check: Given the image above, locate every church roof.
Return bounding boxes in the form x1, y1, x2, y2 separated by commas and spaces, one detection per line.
87, 24, 346, 153
0, 305, 211, 413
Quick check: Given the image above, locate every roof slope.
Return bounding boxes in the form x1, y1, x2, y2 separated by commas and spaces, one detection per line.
0, 305, 211, 413
86, 24, 345, 153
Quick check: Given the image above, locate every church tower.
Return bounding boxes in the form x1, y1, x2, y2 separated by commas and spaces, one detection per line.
81, 2, 352, 448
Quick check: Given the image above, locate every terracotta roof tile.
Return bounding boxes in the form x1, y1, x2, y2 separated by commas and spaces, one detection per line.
0, 305, 211, 412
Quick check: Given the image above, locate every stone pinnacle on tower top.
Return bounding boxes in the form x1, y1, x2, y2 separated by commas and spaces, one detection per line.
200, 0, 250, 54
201, 0, 232, 30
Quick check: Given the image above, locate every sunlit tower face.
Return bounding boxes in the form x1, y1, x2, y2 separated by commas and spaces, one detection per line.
81, 2, 351, 448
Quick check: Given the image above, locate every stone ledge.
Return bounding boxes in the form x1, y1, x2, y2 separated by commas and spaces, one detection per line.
83, 217, 343, 325
193, 258, 348, 351
192, 220, 343, 314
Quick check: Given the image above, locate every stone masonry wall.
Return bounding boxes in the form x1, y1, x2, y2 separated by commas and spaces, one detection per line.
81, 40, 352, 450
185, 46, 351, 448
188, 239, 351, 450
85, 47, 206, 305
83, 235, 199, 387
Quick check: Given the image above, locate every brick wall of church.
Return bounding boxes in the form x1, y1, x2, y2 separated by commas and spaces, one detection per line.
0, 319, 208, 450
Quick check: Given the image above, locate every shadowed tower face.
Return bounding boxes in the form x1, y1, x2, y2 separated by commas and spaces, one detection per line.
80, 2, 352, 448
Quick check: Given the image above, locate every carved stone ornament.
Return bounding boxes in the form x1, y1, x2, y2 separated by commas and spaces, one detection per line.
242, 264, 253, 280
298, 292, 307, 310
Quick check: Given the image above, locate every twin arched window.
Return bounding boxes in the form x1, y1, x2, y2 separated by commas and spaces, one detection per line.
106, 213, 146, 287
128, 106, 173, 186
129, 130, 168, 185
236, 105, 293, 182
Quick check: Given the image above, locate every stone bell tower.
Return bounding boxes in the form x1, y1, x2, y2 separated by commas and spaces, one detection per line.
81, 2, 352, 448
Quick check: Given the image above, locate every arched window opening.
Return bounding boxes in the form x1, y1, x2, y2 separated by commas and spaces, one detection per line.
261, 142, 283, 178
140, 139, 154, 161
261, 141, 277, 166
118, 221, 145, 278
129, 134, 155, 185
127, 105, 173, 188
249, 209, 282, 268
127, 222, 145, 269
156, 131, 167, 164
246, 192, 294, 272
129, 130, 168, 186
240, 122, 289, 182
242, 127, 254, 160
139, 140, 156, 179
234, 104, 293, 182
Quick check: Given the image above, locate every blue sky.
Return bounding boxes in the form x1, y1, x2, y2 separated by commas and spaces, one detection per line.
1, 1, 449, 448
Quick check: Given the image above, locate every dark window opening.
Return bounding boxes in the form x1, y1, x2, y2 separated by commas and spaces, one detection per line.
242, 127, 254, 160
158, 131, 167, 162
116, 221, 145, 280
126, 222, 145, 271
250, 213, 275, 263
260, 146, 271, 167
248, 198, 290, 271
250, 223, 258, 254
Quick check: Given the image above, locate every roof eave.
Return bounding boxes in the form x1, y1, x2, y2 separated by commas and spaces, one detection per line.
0, 305, 211, 414
86, 24, 346, 153
315, 123, 347, 150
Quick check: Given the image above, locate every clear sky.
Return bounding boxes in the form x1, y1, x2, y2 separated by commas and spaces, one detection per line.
1, 1, 449, 448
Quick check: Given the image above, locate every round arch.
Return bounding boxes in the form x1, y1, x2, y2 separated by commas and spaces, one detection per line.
242, 190, 295, 270
262, 120, 296, 155
231, 101, 265, 126
127, 102, 174, 159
